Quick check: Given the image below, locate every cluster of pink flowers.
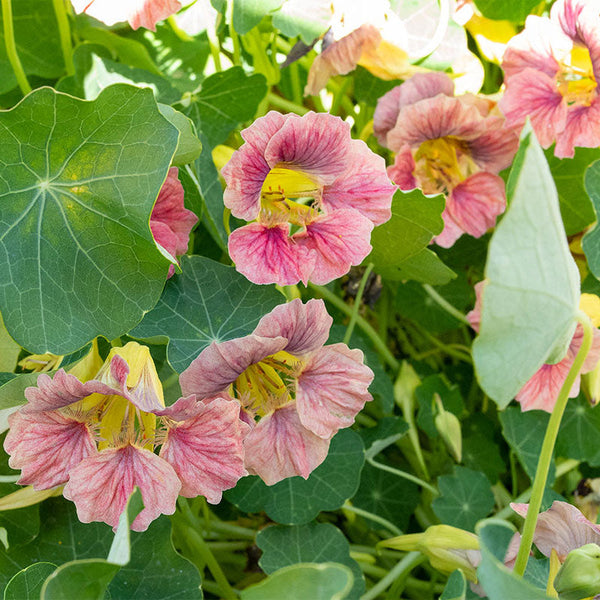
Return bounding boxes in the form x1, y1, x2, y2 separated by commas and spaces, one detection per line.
500, 0, 600, 158
4, 300, 372, 529
468, 282, 600, 412
222, 111, 396, 285
374, 72, 519, 247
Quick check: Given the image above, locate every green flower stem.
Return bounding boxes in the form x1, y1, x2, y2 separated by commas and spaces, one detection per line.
207, 541, 252, 551
289, 61, 302, 105
330, 77, 352, 116
175, 499, 238, 600
309, 283, 400, 373
226, 0, 241, 66
360, 551, 424, 600
495, 458, 580, 520
405, 577, 445, 594
201, 580, 239, 598
344, 263, 374, 345
267, 92, 308, 114
2, 0, 30, 94
343, 501, 403, 537
52, 0, 74, 76
350, 545, 404, 559
206, 21, 222, 72
422, 284, 470, 325
513, 312, 594, 576
357, 562, 388, 578
367, 457, 439, 496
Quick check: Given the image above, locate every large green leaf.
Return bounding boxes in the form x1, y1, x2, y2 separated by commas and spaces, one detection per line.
0, 0, 64, 94
0, 314, 20, 372
225, 429, 364, 524
4, 563, 57, 600
368, 189, 452, 282
131, 255, 283, 372
556, 394, 600, 465
546, 147, 597, 236
241, 563, 353, 600
184, 67, 267, 147
582, 160, 600, 279
0, 84, 178, 355
271, 2, 331, 44
440, 570, 466, 600
472, 126, 580, 407
473, 0, 542, 22
476, 522, 553, 599
232, 0, 284, 34
256, 522, 365, 599
432, 467, 495, 532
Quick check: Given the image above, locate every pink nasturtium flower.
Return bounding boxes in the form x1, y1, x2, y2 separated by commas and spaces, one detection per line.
150, 167, 198, 278
222, 111, 395, 286
500, 0, 600, 158
4, 342, 247, 531
179, 298, 374, 485
71, 0, 181, 30
468, 284, 600, 412
375, 72, 518, 248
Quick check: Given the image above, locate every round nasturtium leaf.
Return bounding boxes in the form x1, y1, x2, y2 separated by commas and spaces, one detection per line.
0, 84, 178, 355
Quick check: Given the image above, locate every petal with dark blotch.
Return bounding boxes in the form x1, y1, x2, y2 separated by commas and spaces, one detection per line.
179, 335, 288, 399
4, 410, 96, 489
244, 405, 330, 485
228, 222, 315, 285
296, 343, 373, 439
253, 298, 333, 356
294, 209, 374, 285
63, 444, 180, 531
511, 501, 600, 560
160, 397, 248, 502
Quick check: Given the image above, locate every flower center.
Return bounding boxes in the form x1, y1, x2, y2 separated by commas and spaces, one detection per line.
260, 167, 321, 227
232, 350, 302, 416
413, 137, 478, 195
558, 45, 597, 106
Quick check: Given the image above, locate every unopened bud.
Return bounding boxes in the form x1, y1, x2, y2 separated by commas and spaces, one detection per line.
554, 543, 600, 600
434, 394, 462, 462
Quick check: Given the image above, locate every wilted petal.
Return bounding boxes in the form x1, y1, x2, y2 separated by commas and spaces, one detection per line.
499, 69, 567, 149
244, 405, 330, 485
160, 397, 248, 503
229, 223, 315, 286
374, 73, 455, 146
512, 501, 600, 560
179, 335, 288, 398
264, 112, 353, 185
294, 210, 374, 285
296, 343, 373, 438
435, 172, 506, 248
150, 167, 198, 277
321, 142, 395, 225
253, 298, 333, 356
5, 411, 96, 489
63, 444, 180, 531
70, 0, 181, 30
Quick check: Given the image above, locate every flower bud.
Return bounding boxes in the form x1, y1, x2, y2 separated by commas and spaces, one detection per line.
554, 543, 600, 600
434, 394, 462, 462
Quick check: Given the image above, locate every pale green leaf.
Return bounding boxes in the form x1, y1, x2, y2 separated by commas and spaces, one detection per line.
582, 160, 600, 279
0, 314, 20, 372
472, 126, 580, 407
4, 563, 56, 600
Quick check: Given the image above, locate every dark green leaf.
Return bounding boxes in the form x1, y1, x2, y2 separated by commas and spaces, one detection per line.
440, 570, 466, 600
257, 522, 365, 599
462, 434, 506, 484
41, 560, 120, 600
360, 416, 409, 459
131, 255, 283, 372
0, 84, 178, 354
4, 563, 56, 600
391, 248, 457, 285
432, 467, 495, 531
353, 67, 401, 106
557, 394, 600, 466
225, 429, 365, 524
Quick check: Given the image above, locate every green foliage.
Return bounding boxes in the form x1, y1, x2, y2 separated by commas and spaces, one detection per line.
256, 522, 365, 599
472, 126, 580, 407
556, 394, 600, 465
271, 2, 331, 44
473, 0, 543, 22
462, 434, 506, 483
0, 84, 177, 355
416, 375, 464, 439
0, 316, 19, 372
582, 160, 600, 279
131, 255, 283, 373
225, 429, 364, 524
4, 563, 57, 600
158, 104, 203, 167
440, 570, 467, 600
432, 467, 495, 531
241, 563, 353, 600
233, 0, 284, 34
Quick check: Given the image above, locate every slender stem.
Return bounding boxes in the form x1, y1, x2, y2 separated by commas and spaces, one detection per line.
330, 77, 352, 116
206, 18, 222, 72
2, 0, 30, 94
368, 457, 438, 496
513, 313, 594, 576
227, 0, 241, 66
510, 450, 519, 497
267, 92, 308, 114
360, 552, 424, 600
344, 263, 374, 345
289, 61, 302, 105
309, 283, 400, 373
205, 520, 257, 540
52, 0, 74, 75
343, 501, 403, 537
422, 284, 470, 325
176, 499, 239, 600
